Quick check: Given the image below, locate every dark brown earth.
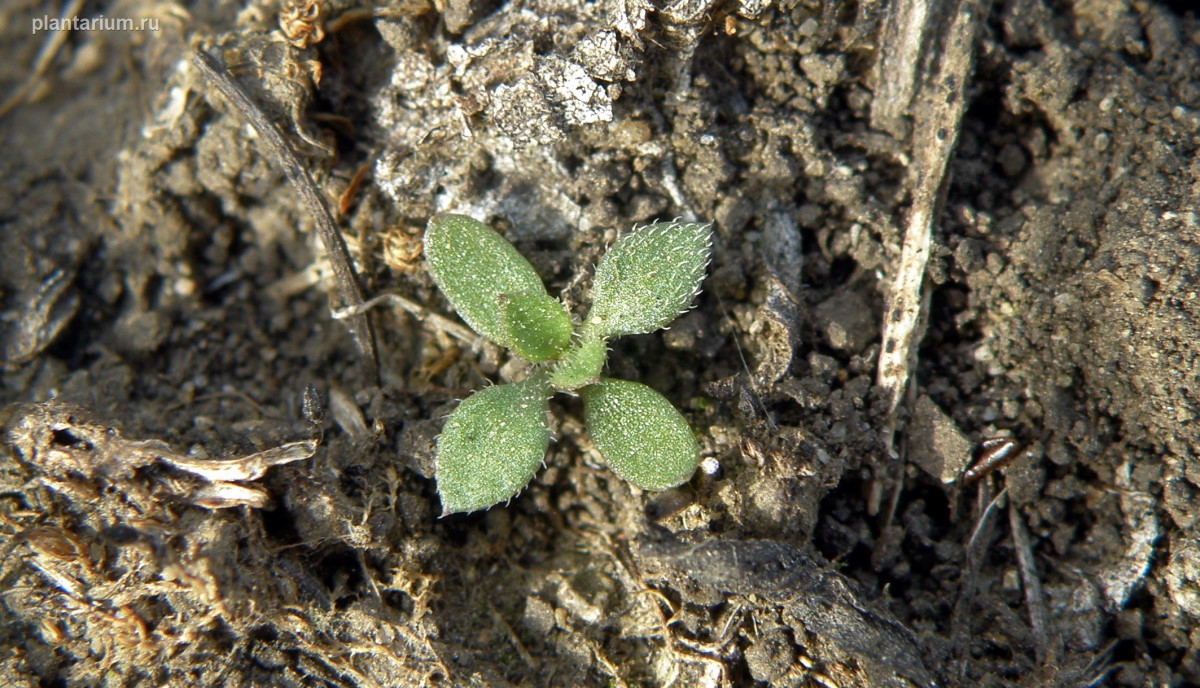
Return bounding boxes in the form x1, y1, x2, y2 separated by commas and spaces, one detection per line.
2, 1, 1198, 686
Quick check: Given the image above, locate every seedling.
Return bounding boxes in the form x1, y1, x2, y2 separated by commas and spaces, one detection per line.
425, 214, 712, 514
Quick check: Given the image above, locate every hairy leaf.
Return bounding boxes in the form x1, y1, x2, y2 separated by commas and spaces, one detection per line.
582, 378, 698, 491
425, 214, 549, 345
436, 375, 552, 515
498, 291, 572, 362
585, 221, 712, 338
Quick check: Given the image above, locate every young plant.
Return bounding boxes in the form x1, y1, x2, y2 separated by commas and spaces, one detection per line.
424, 214, 712, 515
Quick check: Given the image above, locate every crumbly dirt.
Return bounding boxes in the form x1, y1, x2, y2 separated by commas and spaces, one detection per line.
1, 0, 1198, 686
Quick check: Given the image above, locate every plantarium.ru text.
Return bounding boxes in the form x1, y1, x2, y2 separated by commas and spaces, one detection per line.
424, 214, 712, 515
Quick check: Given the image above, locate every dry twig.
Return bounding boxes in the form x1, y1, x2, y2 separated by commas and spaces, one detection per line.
876, 0, 980, 455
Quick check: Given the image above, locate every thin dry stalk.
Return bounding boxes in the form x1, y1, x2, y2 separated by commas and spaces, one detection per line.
1008, 500, 1049, 658
192, 49, 379, 378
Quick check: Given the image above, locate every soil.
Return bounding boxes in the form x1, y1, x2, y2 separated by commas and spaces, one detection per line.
2, 0, 1199, 686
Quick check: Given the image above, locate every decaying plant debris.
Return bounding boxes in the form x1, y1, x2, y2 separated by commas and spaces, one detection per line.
2, 0, 1199, 686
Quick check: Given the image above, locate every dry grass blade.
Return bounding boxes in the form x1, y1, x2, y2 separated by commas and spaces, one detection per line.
952, 483, 1006, 679
333, 292, 477, 346
1008, 500, 1049, 658
0, 0, 85, 119
191, 49, 379, 378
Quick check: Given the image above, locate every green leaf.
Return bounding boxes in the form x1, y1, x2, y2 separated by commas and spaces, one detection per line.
549, 334, 608, 390
584, 220, 712, 338
425, 214, 549, 346
436, 374, 552, 515
581, 378, 699, 491
498, 291, 572, 362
